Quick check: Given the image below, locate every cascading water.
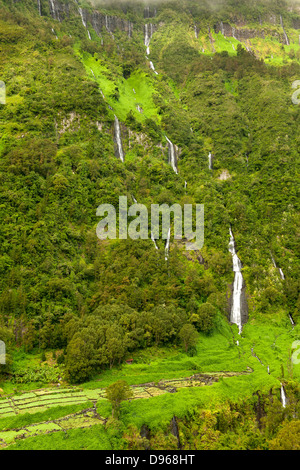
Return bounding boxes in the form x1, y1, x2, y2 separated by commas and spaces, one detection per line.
78, 7, 91, 40
149, 61, 158, 75
51, 28, 58, 39
165, 227, 171, 261
144, 24, 152, 55
228, 227, 243, 334
128, 21, 133, 38
271, 253, 295, 326
114, 115, 125, 162
220, 21, 225, 36
166, 137, 178, 174
105, 15, 115, 39
49, 0, 59, 21
37, 0, 42, 16
280, 384, 287, 408
145, 24, 158, 73
280, 15, 290, 45
271, 253, 285, 280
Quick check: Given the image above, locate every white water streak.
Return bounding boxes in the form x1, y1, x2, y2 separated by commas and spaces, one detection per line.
229, 228, 243, 334
114, 115, 125, 162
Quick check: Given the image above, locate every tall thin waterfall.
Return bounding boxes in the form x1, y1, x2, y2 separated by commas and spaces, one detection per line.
149, 61, 158, 75
208, 152, 213, 170
220, 21, 225, 36
271, 254, 285, 280
128, 21, 133, 38
37, 0, 42, 16
165, 227, 171, 261
280, 384, 287, 408
280, 15, 290, 45
78, 8, 91, 40
166, 137, 178, 174
49, 0, 59, 21
228, 227, 243, 334
51, 28, 58, 39
144, 24, 153, 55
114, 115, 125, 162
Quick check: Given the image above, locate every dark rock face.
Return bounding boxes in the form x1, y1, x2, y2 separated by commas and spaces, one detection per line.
214, 20, 289, 45
292, 18, 300, 29
144, 6, 157, 19
47, 1, 133, 35
47, 0, 70, 21
215, 22, 265, 41
82, 9, 133, 36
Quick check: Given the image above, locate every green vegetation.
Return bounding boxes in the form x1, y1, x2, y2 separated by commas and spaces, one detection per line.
0, 0, 299, 450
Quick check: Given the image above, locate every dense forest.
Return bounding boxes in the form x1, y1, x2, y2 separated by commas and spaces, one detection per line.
0, 0, 299, 450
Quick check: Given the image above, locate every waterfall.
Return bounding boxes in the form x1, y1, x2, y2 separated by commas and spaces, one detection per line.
208, 152, 213, 170
279, 268, 285, 280
78, 7, 91, 40
114, 115, 125, 162
51, 28, 58, 39
280, 15, 290, 46
145, 24, 154, 56
37, 0, 42, 16
271, 253, 285, 280
166, 137, 178, 174
228, 227, 243, 334
128, 21, 133, 38
220, 21, 225, 36
280, 384, 287, 408
144, 6, 150, 18
165, 227, 171, 261
194, 25, 198, 39
289, 314, 295, 327
49, 0, 60, 21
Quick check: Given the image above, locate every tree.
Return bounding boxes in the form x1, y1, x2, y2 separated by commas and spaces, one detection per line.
195, 303, 217, 333
269, 420, 300, 450
179, 324, 198, 353
106, 380, 133, 418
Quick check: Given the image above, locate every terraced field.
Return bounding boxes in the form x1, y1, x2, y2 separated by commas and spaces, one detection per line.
0, 371, 250, 448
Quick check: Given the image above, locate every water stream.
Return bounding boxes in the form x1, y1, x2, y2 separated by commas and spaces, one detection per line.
114, 115, 125, 162
280, 15, 290, 45
228, 227, 243, 334
78, 7, 91, 40
166, 137, 178, 174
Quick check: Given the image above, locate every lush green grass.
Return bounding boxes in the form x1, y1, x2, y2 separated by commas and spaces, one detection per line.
4, 424, 115, 450
77, 48, 160, 123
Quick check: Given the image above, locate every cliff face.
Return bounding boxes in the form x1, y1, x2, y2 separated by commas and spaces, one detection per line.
47, 0, 134, 35
214, 21, 289, 45
44, 0, 299, 50
47, 0, 71, 21
81, 8, 133, 36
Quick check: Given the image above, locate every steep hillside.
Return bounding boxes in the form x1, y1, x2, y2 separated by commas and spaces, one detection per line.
0, 0, 299, 451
